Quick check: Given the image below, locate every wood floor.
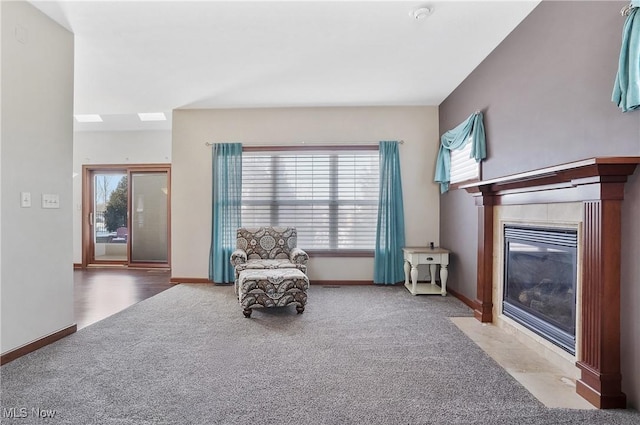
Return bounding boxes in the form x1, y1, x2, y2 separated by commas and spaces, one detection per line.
74, 268, 175, 329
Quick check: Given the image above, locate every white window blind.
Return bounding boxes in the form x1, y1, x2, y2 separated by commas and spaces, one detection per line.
449, 140, 480, 184
241, 148, 379, 251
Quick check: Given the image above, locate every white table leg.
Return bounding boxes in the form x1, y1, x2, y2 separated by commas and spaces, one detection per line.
404, 260, 411, 287
410, 264, 419, 296
429, 264, 437, 285
440, 264, 448, 296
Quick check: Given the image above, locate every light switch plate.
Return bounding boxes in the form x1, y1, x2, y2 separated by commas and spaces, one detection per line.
42, 193, 60, 209
20, 192, 31, 208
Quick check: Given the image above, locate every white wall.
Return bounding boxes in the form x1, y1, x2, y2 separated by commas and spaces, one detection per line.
171, 106, 440, 282
1, 1, 74, 353
72, 130, 171, 263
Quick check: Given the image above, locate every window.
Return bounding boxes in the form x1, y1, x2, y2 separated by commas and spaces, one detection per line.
241, 147, 379, 253
449, 139, 480, 185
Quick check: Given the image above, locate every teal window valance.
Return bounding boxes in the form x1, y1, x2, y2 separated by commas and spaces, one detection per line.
613, 0, 640, 112
434, 111, 487, 193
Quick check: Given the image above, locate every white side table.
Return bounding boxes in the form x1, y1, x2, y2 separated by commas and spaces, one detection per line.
403, 247, 450, 296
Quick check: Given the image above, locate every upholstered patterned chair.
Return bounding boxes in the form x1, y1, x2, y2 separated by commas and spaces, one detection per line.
231, 227, 309, 317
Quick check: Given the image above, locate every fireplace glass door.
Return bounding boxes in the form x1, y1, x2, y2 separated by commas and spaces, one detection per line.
503, 226, 577, 355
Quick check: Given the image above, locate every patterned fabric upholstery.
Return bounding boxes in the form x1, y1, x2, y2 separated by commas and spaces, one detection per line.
230, 227, 309, 276
230, 226, 310, 317
236, 269, 309, 317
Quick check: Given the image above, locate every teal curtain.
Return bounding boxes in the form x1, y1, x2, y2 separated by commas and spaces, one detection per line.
613, 1, 640, 112
434, 111, 486, 193
209, 143, 242, 284
374, 141, 406, 285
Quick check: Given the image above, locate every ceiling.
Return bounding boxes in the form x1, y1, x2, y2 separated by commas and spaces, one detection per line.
30, 0, 540, 131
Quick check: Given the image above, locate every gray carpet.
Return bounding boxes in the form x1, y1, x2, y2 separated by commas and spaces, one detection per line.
1, 284, 638, 424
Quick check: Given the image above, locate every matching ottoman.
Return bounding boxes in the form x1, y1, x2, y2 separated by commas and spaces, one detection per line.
235, 268, 309, 318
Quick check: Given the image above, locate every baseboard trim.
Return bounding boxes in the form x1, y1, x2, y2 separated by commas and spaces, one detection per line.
170, 277, 212, 284
169, 278, 406, 286
448, 287, 475, 310
73, 263, 83, 269
1, 324, 77, 366
312, 280, 375, 286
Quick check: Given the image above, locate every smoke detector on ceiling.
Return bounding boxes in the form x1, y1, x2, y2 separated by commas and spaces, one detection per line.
412, 6, 434, 20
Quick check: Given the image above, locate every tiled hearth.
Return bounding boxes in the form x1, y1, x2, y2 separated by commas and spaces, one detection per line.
461, 157, 640, 409
452, 316, 594, 409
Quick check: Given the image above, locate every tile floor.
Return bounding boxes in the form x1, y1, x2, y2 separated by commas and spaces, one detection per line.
451, 317, 594, 409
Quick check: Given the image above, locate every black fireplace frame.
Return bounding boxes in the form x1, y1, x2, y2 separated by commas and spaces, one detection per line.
503, 225, 577, 355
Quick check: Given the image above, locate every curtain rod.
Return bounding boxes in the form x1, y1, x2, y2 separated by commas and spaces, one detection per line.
621, 3, 636, 16
204, 140, 403, 147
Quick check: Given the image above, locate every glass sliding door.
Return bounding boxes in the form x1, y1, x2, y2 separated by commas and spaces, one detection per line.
92, 171, 128, 263
83, 165, 170, 268
130, 172, 169, 263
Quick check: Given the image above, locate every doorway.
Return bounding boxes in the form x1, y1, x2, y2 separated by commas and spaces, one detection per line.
82, 164, 171, 268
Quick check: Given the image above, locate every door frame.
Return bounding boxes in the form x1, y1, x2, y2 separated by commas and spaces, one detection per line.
81, 164, 171, 268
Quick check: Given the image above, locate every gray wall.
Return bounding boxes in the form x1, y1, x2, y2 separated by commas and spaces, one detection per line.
439, 1, 640, 408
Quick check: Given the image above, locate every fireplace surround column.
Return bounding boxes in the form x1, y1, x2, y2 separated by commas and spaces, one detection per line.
462, 157, 640, 409
474, 189, 495, 323
578, 199, 626, 408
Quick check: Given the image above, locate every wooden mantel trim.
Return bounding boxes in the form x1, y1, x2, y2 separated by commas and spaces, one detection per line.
461, 156, 640, 191
461, 157, 640, 409
461, 157, 640, 205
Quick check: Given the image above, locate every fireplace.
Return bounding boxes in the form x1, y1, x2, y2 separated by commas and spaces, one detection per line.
461, 157, 640, 408
503, 225, 577, 355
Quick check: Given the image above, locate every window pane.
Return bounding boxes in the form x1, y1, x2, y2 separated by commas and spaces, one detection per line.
450, 140, 480, 184
242, 149, 379, 251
